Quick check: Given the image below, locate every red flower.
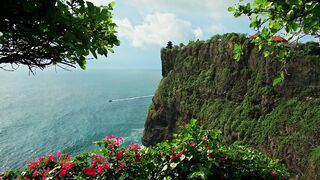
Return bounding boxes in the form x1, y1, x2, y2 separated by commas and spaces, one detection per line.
65, 152, 71, 160
135, 153, 142, 161
207, 154, 212, 159
57, 152, 62, 159
24, 177, 31, 180
92, 155, 105, 166
104, 162, 111, 170
176, 149, 185, 157
62, 162, 75, 171
116, 150, 124, 160
271, 170, 277, 178
118, 162, 124, 172
221, 153, 225, 162
32, 171, 40, 177
170, 155, 175, 161
45, 155, 55, 165
84, 167, 96, 177
203, 136, 208, 141
97, 164, 104, 174
59, 169, 67, 177
205, 146, 210, 151
190, 142, 196, 147
28, 161, 39, 169
42, 167, 51, 180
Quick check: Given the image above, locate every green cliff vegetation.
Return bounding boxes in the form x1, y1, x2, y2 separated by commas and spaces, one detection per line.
142, 33, 320, 178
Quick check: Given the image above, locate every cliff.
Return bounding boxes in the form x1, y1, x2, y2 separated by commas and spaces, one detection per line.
142, 33, 320, 178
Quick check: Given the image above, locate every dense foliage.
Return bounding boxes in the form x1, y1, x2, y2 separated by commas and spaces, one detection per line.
0, 0, 119, 72
0, 119, 288, 179
229, 0, 320, 85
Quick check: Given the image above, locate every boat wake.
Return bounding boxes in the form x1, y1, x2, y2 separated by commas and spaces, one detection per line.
109, 95, 153, 102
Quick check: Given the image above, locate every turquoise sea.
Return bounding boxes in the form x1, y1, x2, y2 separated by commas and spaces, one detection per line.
0, 69, 161, 172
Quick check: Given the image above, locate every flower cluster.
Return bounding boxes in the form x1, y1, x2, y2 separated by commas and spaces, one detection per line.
0, 119, 289, 179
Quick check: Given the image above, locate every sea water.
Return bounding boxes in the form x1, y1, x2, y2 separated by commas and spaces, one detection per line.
0, 69, 161, 172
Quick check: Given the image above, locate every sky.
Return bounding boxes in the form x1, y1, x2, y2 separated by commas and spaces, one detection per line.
85, 0, 255, 70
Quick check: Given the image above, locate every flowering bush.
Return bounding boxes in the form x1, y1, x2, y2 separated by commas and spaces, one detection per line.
0, 119, 289, 179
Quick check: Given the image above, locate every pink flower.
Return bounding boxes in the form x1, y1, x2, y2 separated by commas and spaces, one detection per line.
57, 152, 62, 159
84, 167, 96, 177
24, 177, 31, 180
207, 154, 212, 159
59, 169, 67, 177
203, 136, 208, 141
190, 142, 196, 147
129, 143, 141, 150
97, 164, 104, 174
32, 171, 40, 177
105, 135, 116, 141
170, 155, 175, 161
107, 143, 114, 148
37, 156, 43, 163
205, 146, 210, 151
113, 137, 123, 146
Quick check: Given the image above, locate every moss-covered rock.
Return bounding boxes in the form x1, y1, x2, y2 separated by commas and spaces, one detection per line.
142, 33, 320, 178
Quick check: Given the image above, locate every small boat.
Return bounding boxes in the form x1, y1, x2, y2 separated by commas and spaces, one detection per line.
109, 100, 113, 102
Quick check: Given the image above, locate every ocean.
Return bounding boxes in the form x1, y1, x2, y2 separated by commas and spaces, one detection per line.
0, 69, 161, 172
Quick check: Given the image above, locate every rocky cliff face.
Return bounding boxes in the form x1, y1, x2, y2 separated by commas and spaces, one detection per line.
142, 34, 320, 178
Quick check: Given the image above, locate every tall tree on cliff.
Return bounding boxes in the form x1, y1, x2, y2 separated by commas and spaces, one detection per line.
0, 0, 120, 72
229, 0, 320, 85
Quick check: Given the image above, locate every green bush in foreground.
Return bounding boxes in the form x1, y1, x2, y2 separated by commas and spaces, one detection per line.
0, 119, 289, 179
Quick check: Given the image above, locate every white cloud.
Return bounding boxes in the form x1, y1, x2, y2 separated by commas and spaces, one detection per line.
207, 24, 225, 34
193, 28, 204, 39
87, 0, 112, 6
115, 13, 203, 48
127, 0, 237, 19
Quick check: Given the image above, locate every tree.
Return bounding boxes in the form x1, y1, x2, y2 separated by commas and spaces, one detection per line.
166, 41, 173, 49
229, 0, 320, 43
0, 0, 120, 72
229, 0, 320, 85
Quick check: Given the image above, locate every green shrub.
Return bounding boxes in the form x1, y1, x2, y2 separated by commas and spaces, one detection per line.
0, 119, 289, 179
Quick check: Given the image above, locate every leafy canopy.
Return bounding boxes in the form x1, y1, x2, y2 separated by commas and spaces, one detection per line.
229, 0, 320, 85
0, 0, 119, 72
229, 0, 320, 42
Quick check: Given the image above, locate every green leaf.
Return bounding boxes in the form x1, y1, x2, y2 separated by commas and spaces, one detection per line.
109, 1, 116, 7
233, 44, 243, 62
263, 50, 270, 57
228, 6, 236, 12
272, 71, 285, 86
